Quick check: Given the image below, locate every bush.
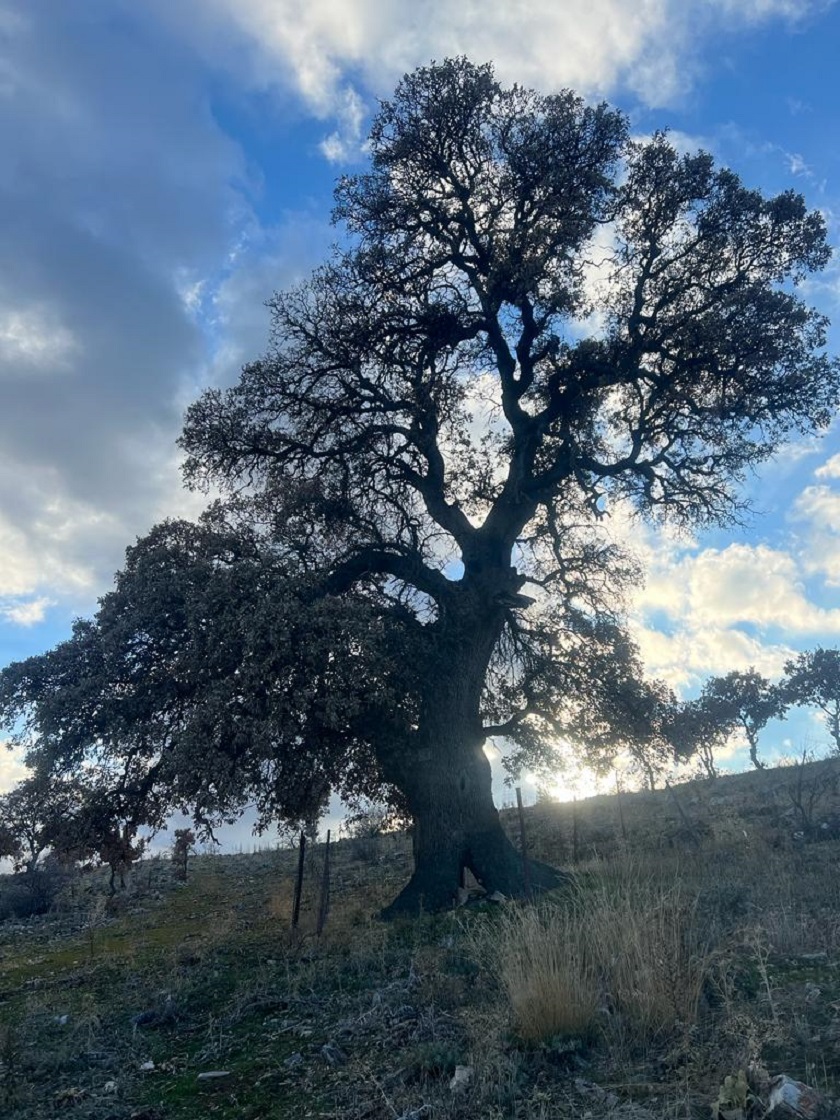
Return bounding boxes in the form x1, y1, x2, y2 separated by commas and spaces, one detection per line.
0, 866, 66, 921
345, 803, 394, 863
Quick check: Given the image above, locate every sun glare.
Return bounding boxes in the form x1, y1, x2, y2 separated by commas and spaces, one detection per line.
543, 768, 609, 803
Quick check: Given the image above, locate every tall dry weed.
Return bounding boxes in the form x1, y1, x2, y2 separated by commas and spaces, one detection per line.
465, 869, 712, 1047
587, 875, 709, 1042
466, 899, 600, 1043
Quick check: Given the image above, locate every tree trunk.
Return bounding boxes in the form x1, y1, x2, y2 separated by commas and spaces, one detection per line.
380, 609, 564, 918
381, 733, 563, 917
747, 731, 765, 770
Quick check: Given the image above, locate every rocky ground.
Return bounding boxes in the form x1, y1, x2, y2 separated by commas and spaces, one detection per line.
1, 757, 840, 1119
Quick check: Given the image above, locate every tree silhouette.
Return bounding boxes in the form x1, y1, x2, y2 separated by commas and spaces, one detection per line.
782, 647, 840, 753
699, 669, 787, 770
2, 60, 838, 914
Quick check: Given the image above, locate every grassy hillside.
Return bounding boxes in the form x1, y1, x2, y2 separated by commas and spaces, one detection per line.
2, 758, 840, 1119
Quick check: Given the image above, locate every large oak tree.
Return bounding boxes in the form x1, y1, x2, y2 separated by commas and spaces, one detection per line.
2, 59, 839, 914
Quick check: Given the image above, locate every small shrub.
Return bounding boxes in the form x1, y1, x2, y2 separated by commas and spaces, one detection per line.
345, 803, 394, 863
0, 867, 66, 920
172, 829, 196, 881
588, 877, 710, 1042
405, 1040, 463, 1080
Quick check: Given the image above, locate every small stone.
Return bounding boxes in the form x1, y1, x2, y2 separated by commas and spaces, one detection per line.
139, 1060, 155, 1072
320, 1042, 347, 1067
487, 891, 507, 903
197, 1071, 230, 1081
767, 1075, 827, 1120
54, 1014, 69, 1026
449, 1065, 473, 1091
103, 1080, 118, 1094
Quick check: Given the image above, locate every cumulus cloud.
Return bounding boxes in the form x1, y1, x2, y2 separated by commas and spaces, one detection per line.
0, 748, 28, 796
148, 0, 830, 157
0, 2, 338, 630
815, 454, 840, 479
1, 597, 53, 627
791, 482, 840, 586
633, 619, 796, 690
623, 528, 840, 691
638, 542, 840, 634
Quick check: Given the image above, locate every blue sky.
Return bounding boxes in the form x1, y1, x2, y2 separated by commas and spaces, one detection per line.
2, 0, 840, 809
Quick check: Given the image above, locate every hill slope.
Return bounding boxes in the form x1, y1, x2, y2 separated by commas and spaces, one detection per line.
2, 759, 840, 1119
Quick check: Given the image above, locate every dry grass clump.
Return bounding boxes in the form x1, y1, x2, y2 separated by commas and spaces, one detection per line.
467, 898, 600, 1043
591, 874, 710, 1041
467, 871, 712, 1047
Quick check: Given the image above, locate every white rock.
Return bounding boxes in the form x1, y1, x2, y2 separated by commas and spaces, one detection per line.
139, 1060, 155, 1072
449, 1065, 473, 1092
768, 1075, 826, 1120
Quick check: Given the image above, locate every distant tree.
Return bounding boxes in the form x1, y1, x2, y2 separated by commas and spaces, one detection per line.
0, 771, 85, 874
50, 789, 147, 893
699, 669, 786, 770
781, 647, 840, 753
668, 696, 737, 779
1, 59, 838, 914
591, 672, 679, 791
171, 828, 195, 882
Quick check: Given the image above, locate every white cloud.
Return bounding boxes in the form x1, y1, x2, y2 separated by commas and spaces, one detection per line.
791, 483, 840, 585
815, 453, 840, 479
621, 523, 840, 690
0, 453, 125, 613
633, 620, 795, 690
157, 0, 831, 135
1, 596, 53, 626
637, 542, 840, 635
319, 85, 367, 162
0, 304, 79, 373
786, 152, 811, 177
0, 747, 28, 795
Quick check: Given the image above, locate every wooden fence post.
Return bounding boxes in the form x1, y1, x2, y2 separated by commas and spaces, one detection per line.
615, 771, 628, 842
291, 830, 306, 929
316, 830, 331, 936
665, 780, 701, 847
515, 787, 532, 900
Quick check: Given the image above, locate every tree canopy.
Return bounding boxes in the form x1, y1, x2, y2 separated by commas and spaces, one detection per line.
782, 648, 840, 754
696, 669, 787, 771
1, 59, 838, 913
